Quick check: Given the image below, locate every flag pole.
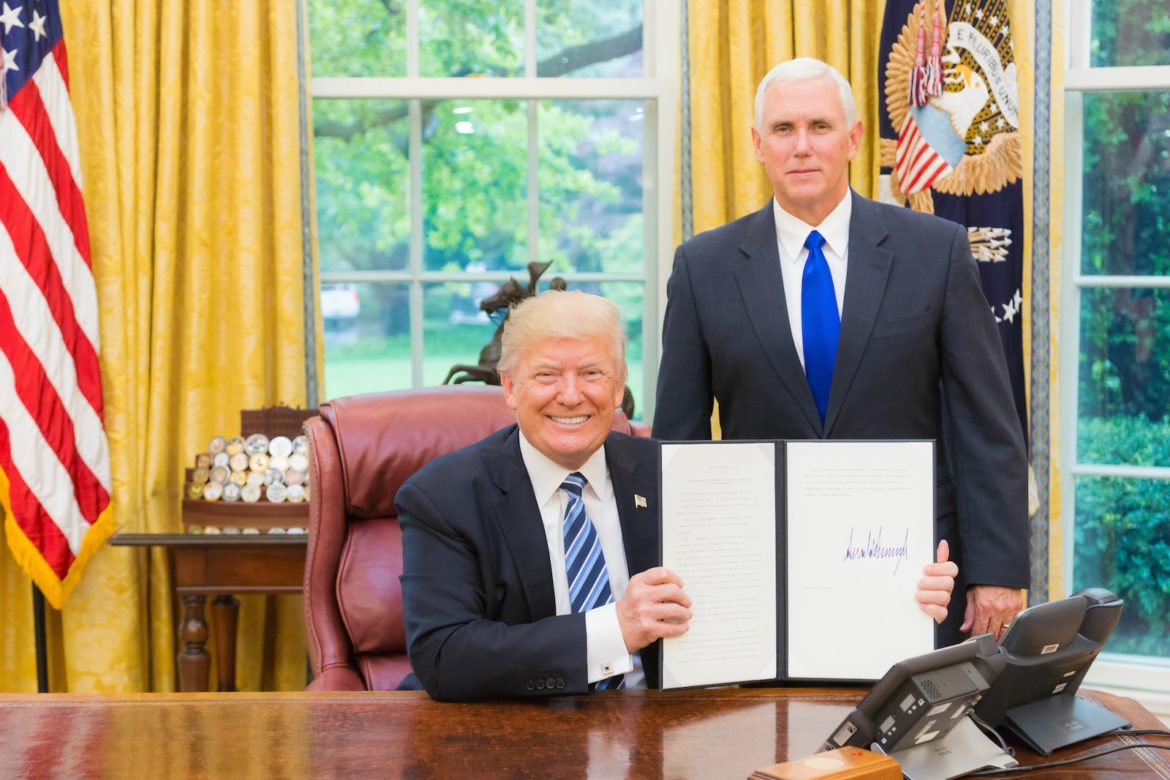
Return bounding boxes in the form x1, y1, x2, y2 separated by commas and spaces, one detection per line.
32, 584, 49, 693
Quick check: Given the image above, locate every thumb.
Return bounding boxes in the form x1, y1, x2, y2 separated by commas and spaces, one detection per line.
935, 538, 950, 564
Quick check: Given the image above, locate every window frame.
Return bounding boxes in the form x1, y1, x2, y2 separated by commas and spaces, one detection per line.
310, 0, 680, 419
1061, 0, 1170, 710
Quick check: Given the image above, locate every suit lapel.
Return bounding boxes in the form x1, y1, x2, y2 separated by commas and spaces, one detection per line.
826, 193, 894, 433
489, 428, 557, 620
605, 434, 661, 686
734, 202, 823, 431
606, 435, 657, 576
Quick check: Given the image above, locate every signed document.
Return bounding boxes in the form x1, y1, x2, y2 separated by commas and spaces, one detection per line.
785, 440, 935, 680
659, 442, 777, 689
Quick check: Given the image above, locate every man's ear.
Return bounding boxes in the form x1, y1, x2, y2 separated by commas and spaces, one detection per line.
500, 371, 519, 410
751, 125, 764, 164
847, 120, 863, 161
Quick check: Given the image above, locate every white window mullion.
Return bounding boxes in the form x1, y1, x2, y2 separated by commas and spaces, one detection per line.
525, 0, 540, 276
646, 1, 680, 421
406, 0, 423, 387
1060, 86, 1085, 598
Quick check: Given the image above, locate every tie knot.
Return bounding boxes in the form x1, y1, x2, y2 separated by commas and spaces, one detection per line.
560, 472, 587, 497
805, 230, 826, 252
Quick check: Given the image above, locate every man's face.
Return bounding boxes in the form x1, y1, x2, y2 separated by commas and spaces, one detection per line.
751, 75, 863, 225
500, 336, 625, 471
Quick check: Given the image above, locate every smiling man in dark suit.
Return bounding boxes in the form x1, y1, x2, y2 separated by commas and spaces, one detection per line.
398, 291, 692, 701
654, 58, 1028, 646
401, 290, 960, 701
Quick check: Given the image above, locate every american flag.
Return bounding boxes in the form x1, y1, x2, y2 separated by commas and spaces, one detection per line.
1, 0, 114, 609
894, 112, 955, 195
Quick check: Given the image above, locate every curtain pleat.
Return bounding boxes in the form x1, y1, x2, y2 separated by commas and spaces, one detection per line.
0, 0, 317, 692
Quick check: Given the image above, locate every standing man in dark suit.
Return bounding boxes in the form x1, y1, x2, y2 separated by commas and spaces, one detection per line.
399, 290, 959, 700
654, 58, 1028, 646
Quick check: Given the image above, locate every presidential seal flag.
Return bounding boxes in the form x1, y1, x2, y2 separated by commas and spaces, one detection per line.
0, 0, 115, 608
878, 0, 1028, 439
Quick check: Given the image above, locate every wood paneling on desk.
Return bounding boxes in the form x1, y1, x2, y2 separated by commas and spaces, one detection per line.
0, 689, 1166, 778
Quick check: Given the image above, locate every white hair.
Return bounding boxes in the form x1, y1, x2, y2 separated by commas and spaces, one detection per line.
754, 58, 856, 130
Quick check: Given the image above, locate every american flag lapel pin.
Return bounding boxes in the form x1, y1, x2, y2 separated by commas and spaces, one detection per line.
634, 494, 647, 509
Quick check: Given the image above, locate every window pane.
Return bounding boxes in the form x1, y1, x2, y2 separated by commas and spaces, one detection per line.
307, 0, 405, 77
537, 0, 643, 77
1080, 91, 1170, 276
423, 100, 529, 273
1077, 287, 1170, 453
314, 99, 410, 273
538, 100, 645, 275
1072, 476, 1170, 657
419, 2, 524, 77
1090, 2, 1170, 67
422, 281, 503, 387
322, 282, 411, 398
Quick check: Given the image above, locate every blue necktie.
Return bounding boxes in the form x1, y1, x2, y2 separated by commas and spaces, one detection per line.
801, 230, 840, 423
560, 472, 623, 689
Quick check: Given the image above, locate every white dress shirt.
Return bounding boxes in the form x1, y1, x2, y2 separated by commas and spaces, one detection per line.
772, 193, 852, 368
518, 435, 644, 687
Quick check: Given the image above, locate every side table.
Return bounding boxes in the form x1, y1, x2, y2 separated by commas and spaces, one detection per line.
110, 533, 307, 692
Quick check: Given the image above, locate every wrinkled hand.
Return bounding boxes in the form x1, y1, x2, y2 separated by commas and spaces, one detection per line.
961, 584, 1024, 640
917, 539, 959, 624
616, 567, 692, 653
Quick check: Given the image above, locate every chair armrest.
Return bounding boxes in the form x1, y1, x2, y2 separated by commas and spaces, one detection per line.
627, 420, 651, 438
306, 665, 368, 692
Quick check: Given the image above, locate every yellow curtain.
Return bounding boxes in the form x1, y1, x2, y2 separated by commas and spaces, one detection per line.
0, 0, 319, 692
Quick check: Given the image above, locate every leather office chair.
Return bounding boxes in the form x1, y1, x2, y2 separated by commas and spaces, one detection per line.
303, 384, 649, 691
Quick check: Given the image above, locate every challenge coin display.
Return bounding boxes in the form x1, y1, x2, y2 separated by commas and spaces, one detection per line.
184, 422, 313, 533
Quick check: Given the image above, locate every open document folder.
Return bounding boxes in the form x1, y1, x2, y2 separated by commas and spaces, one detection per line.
659, 440, 936, 689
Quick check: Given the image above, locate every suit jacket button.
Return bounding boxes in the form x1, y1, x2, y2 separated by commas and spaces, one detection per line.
556, 678, 565, 689
545, 677, 556, 689
536, 679, 546, 690
526, 680, 535, 691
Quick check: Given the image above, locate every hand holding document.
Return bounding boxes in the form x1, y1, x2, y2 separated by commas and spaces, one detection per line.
660, 442, 777, 689
785, 440, 935, 680
659, 440, 936, 689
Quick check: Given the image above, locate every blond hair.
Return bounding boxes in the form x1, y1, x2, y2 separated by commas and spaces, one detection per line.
497, 290, 626, 380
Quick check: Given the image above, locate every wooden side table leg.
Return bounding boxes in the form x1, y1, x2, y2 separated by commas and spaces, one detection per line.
178, 594, 209, 692
212, 595, 240, 692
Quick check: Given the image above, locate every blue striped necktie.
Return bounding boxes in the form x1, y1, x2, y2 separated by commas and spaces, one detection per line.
560, 472, 623, 689
801, 229, 840, 423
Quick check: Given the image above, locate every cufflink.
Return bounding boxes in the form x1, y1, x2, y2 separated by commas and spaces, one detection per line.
601, 662, 614, 675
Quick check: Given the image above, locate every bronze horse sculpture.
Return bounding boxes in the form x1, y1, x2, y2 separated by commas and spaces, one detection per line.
443, 261, 635, 419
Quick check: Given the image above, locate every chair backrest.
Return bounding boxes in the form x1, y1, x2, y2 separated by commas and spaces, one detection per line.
303, 384, 647, 690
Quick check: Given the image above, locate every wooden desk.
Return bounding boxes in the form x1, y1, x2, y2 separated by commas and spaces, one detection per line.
0, 689, 1165, 778
110, 533, 307, 693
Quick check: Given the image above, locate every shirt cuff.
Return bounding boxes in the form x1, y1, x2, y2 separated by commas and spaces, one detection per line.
585, 602, 634, 684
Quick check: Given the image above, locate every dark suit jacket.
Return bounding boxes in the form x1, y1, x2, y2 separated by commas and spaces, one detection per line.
653, 192, 1029, 638
397, 425, 661, 701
